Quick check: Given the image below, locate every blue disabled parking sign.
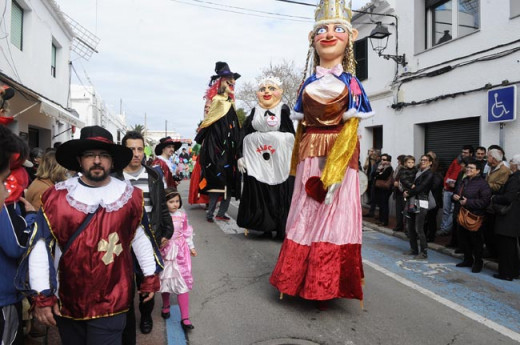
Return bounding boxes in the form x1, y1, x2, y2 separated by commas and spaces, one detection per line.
488, 85, 517, 123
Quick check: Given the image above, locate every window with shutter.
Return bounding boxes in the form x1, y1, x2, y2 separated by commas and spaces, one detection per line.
512, 0, 520, 18
354, 38, 368, 81
10, 1, 23, 50
51, 43, 57, 77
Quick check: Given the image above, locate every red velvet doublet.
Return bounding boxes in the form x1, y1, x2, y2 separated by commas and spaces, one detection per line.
41, 187, 144, 319
152, 158, 177, 189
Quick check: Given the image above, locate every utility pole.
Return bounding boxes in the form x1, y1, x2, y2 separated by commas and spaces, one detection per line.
144, 113, 147, 138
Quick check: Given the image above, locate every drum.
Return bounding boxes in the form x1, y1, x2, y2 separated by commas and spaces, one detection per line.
359, 170, 368, 195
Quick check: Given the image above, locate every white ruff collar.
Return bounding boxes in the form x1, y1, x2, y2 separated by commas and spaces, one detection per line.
55, 177, 134, 214
156, 155, 174, 173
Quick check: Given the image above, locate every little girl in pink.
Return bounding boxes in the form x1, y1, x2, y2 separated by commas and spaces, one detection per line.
160, 188, 197, 331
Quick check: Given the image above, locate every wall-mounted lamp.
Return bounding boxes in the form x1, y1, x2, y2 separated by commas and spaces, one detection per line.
369, 22, 407, 67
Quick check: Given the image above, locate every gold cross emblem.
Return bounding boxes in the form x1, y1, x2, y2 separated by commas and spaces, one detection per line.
97, 232, 123, 265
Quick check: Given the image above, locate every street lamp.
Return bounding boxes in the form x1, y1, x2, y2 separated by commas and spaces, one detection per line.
369, 22, 407, 67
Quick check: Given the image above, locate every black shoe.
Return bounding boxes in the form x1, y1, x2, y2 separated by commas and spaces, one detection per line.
274, 231, 285, 240
215, 215, 230, 221
161, 309, 170, 319
413, 252, 428, 260
207, 217, 214, 223
261, 231, 273, 238
181, 319, 194, 331
363, 213, 375, 218
393, 227, 403, 232
456, 261, 473, 267
471, 261, 483, 273
140, 317, 153, 334
493, 274, 513, 281
403, 250, 418, 255
454, 248, 463, 254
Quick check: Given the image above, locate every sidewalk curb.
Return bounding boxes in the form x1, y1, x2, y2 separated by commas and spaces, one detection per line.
362, 221, 499, 272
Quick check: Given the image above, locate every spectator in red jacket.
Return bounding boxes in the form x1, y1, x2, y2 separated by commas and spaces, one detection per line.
437, 145, 474, 236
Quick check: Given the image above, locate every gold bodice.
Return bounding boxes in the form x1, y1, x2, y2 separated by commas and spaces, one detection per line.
299, 87, 350, 160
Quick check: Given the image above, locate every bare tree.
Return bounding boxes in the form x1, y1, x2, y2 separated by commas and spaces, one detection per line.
236, 60, 303, 113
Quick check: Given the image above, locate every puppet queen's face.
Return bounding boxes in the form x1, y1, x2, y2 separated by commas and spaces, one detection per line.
313, 23, 350, 65
256, 83, 283, 109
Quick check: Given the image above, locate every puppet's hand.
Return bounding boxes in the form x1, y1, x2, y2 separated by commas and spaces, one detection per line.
237, 158, 247, 174
290, 111, 304, 121
324, 183, 341, 205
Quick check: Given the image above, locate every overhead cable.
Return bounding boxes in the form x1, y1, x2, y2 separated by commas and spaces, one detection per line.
169, 0, 313, 22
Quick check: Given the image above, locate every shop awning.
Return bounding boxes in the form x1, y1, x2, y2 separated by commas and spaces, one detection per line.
39, 97, 85, 128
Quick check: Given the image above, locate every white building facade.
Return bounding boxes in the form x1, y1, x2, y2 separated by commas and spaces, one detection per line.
0, 0, 84, 149
70, 84, 126, 143
353, 0, 520, 172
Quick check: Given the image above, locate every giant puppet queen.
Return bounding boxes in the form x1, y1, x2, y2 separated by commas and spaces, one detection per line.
270, 0, 374, 304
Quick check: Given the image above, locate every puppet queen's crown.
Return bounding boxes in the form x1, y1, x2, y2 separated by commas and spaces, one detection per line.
314, 0, 353, 30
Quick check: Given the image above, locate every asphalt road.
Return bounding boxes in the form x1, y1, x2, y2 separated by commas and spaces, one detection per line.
175, 182, 520, 345
35, 181, 520, 345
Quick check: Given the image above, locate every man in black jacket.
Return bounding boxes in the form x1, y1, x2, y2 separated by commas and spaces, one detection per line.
118, 131, 174, 343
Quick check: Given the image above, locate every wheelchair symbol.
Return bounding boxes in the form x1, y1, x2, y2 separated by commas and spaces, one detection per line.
491, 92, 510, 119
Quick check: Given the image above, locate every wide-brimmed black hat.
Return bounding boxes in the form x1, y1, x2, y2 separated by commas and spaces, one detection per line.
1, 85, 15, 100
154, 136, 182, 156
0, 85, 15, 110
210, 61, 241, 84
56, 126, 132, 171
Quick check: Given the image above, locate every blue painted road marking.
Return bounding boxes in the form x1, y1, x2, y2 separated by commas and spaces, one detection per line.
166, 304, 187, 345
363, 230, 520, 338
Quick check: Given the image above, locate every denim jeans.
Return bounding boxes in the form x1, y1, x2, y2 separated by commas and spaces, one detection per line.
207, 192, 231, 219
439, 190, 454, 232
408, 207, 428, 254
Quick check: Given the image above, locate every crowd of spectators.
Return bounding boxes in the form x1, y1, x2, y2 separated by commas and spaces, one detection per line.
362, 145, 520, 279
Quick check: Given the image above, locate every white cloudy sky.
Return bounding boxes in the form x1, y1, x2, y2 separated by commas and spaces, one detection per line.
58, 0, 369, 139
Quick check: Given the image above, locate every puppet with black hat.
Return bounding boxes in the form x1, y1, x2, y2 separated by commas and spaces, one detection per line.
194, 61, 242, 222
16, 126, 163, 345
152, 136, 182, 189
0, 85, 16, 125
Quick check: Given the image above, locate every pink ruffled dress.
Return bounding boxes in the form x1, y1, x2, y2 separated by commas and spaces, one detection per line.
159, 210, 194, 294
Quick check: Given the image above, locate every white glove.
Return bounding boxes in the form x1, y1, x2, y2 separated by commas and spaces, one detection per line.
324, 183, 341, 205
290, 111, 304, 120
237, 158, 247, 174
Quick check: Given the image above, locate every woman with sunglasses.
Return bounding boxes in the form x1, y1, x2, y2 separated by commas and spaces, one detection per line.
403, 154, 434, 259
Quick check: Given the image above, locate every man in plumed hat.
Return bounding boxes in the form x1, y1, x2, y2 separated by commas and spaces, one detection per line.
16, 126, 163, 345
194, 61, 242, 222
152, 136, 182, 189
